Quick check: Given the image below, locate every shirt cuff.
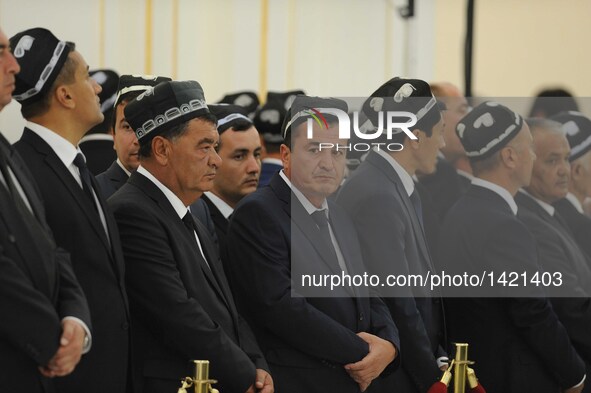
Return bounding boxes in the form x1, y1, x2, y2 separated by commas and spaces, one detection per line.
62, 317, 92, 354
436, 356, 449, 369
571, 374, 586, 389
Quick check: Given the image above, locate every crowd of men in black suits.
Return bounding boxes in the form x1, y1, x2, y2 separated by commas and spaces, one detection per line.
2, 25, 591, 393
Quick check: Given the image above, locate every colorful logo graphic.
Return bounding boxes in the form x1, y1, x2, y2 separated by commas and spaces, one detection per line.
303, 107, 329, 130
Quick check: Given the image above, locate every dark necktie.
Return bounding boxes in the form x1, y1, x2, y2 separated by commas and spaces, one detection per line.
73, 153, 97, 210
311, 210, 341, 269
410, 189, 424, 228
182, 211, 212, 271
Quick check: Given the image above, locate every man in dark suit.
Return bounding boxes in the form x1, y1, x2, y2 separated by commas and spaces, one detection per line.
0, 26, 92, 393
551, 111, 591, 258
253, 99, 287, 187
109, 80, 272, 393
10, 28, 132, 393
226, 96, 399, 393
417, 83, 471, 259
194, 103, 261, 273
78, 69, 118, 175
439, 102, 585, 393
97, 74, 216, 239
515, 118, 591, 392
337, 78, 447, 393
96, 74, 170, 199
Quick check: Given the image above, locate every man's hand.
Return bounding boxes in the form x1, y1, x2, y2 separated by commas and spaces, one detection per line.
344, 332, 397, 392
245, 369, 274, 393
39, 319, 85, 377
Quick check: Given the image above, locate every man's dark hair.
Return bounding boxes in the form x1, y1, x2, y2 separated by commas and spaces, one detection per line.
111, 91, 144, 133
138, 112, 217, 158
20, 42, 77, 119
217, 118, 254, 151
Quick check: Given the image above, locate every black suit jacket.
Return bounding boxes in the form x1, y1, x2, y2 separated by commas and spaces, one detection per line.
337, 150, 446, 393
516, 192, 591, 365
109, 171, 267, 393
258, 161, 282, 188
0, 134, 90, 393
439, 185, 585, 393
96, 160, 128, 199
226, 173, 399, 393
14, 128, 131, 393
554, 197, 591, 261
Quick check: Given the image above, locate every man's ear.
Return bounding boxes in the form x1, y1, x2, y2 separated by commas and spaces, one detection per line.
280, 143, 291, 176
408, 129, 422, 150
151, 136, 171, 166
500, 146, 516, 169
54, 85, 75, 109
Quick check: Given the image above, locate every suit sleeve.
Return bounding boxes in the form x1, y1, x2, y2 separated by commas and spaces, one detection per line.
0, 244, 61, 366
111, 200, 257, 393
485, 220, 586, 389
344, 193, 442, 391
54, 247, 92, 330
226, 198, 370, 365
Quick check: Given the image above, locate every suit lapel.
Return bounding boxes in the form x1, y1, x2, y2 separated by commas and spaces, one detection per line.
202, 195, 229, 234
291, 197, 344, 276
108, 162, 129, 188
367, 151, 434, 270
328, 204, 362, 298
129, 172, 233, 311
3, 143, 47, 227
22, 129, 113, 254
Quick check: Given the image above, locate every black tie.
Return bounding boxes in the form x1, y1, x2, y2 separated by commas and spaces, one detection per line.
182, 211, 213, 273
311, 210, 340, 267
182, 211, 199, 235
73, 153, 97, 210
410, 189, 424, 228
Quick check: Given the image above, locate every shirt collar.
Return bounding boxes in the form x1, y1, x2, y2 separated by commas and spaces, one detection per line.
279, 170, 328, 214
204, 191, 234, 219
137, 165, 188, 219
457, 169, 474, 181
116, 159, 132, 177
565, 192, 584, 214
26, 121, 81, 169
374, 148, 415, 197
519, 189, 555, 216
472, 177, 518, 215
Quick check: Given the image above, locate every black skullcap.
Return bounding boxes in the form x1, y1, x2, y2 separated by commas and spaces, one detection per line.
282, 95, 348, 139
218, 91, 259, 118
456, 101, 523, 161
208, 103, 252, 134
551, 111, 591, 161
124, 80, 210, 145
362, 77, 442, 134
266, 90, 306, 111
10, 28, 72, 105
114, 74, 172, 108
90, 69, 119, 114
253, 100, 287, 144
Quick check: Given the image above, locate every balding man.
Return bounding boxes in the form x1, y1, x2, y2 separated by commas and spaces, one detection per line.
439, 102, 585, 393
515, 118, 591, 393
